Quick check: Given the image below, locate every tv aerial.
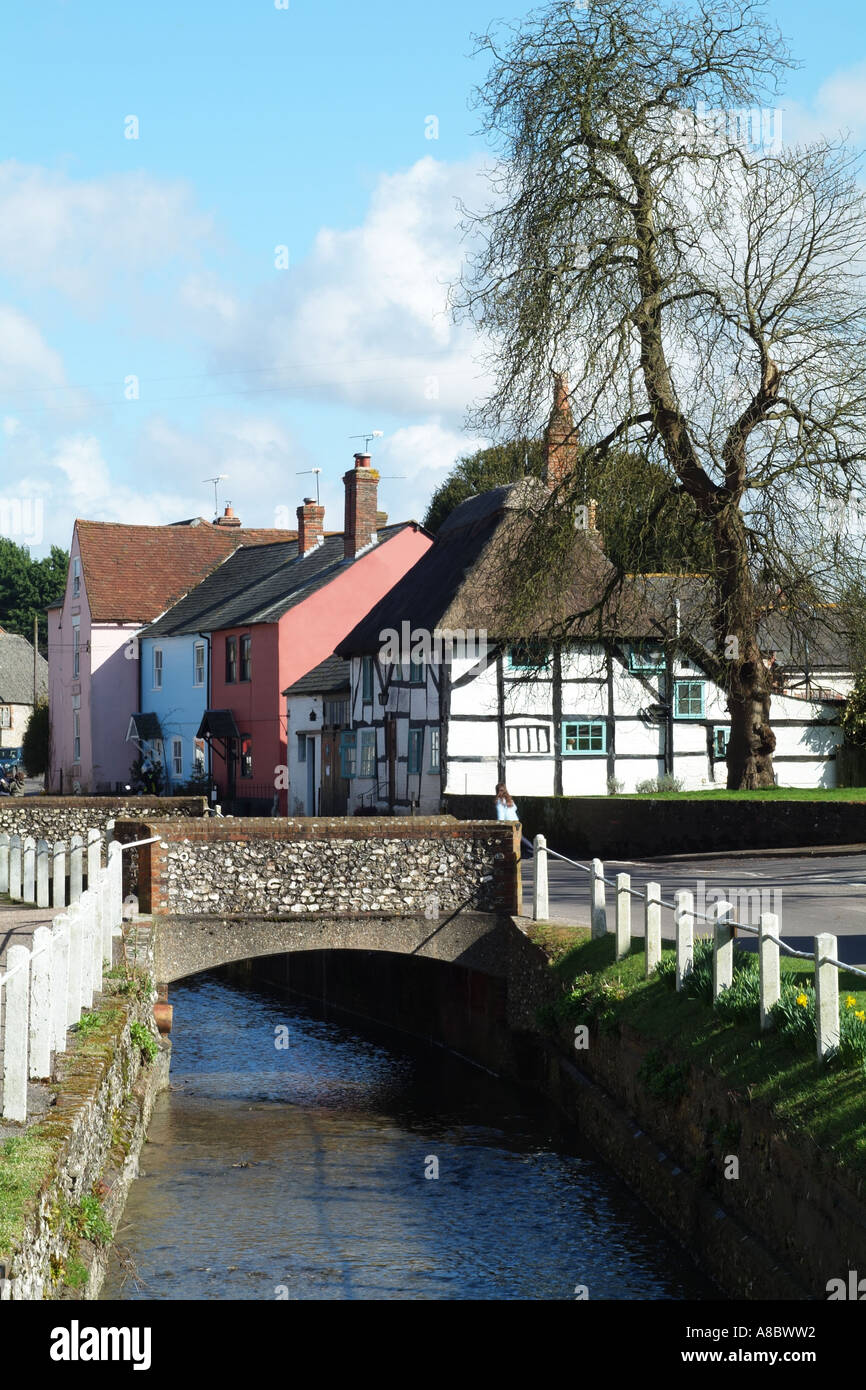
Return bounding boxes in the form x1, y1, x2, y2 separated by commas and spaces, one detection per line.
295, 466, 323, 504
203, 474, 228, 519
350, 430, 384, 453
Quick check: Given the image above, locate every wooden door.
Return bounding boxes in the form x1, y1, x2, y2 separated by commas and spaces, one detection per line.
320, 729, 348, 815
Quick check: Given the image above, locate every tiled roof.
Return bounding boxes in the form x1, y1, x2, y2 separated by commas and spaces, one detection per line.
76, 520, 298, 623
0, 631, 48, 704
283, 654, 350, 697
141, 524, 414, 638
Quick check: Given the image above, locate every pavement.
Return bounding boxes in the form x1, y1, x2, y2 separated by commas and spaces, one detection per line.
519, 844, 866, 966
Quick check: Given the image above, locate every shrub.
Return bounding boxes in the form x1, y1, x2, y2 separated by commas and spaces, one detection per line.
129, 1021, 158, 1063
606, 776, 624, 795
656, 773, 683, 793
638, 1049, 689, 1101
771, 979, 816, 1050
635, 778, 658, 794
22, 699, 48, 777
557, 971, 628, 1031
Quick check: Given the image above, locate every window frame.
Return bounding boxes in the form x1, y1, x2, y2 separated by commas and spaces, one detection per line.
359, 728, 377, 779
240, 633, 252, 682
561, 720, 607, 755
239, 734, 253, 778
506, 724, 552, 754
429, 727, 440, 772
71, 556, 80, 598
674, 680, 705, 720
0, 706, 10, 729
361, 655, 374, 703
171, 736, 183, 779
409, 658, 425, 684
72, 706, 81, 763
627, 642, 665, 673
407, 726, 424, 775
72, 619, 80, 680
297, 732, 307, 764
193, 641, 206, 688
152, 646, 163, 692
712, 725, 730, 759
508, 640, 551, 671
225, 635, 238, 684
339, 730, 356, 779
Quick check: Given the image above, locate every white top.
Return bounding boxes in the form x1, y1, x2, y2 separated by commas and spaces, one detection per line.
495, 800, 519, 822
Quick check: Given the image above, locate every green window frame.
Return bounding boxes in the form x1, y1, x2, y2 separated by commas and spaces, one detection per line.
359, 728, 377, 779
408, 727, 424, 774
361, 655, 374, 703
674, 680, 705, 719
508, 640, 551, 670
628, 643, 665, 673
712, 725, 730, 759
562, 720, 606, 755
409, 658, 425, 684
339, 730, 356, 779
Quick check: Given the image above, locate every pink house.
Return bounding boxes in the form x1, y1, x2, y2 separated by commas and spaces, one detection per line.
47, 512, 297, 793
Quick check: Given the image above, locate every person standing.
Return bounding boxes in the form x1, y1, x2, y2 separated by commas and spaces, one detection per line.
494, 782, 519, 822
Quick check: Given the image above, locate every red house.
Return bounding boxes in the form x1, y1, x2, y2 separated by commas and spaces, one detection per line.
197, 453, 430, 810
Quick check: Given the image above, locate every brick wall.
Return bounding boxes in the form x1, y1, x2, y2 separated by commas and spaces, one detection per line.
116, 815, 521, 918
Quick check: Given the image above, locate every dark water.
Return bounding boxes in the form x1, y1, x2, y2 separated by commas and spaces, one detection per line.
101, 974, 713, 1301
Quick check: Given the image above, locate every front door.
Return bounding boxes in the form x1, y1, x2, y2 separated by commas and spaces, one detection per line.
320, 729, 349, 815
305, 737, 317, 815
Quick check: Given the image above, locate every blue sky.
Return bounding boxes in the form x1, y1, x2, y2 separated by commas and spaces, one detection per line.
1, 0, 864, 553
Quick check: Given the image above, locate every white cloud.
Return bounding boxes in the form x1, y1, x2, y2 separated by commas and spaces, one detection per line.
0, 161, 213, 303
783, 62, 866, 148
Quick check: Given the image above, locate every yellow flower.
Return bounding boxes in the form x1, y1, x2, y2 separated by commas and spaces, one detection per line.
856, 1011, 866, 1024
846, 996, 857, 1009
796, 993, 809, 1008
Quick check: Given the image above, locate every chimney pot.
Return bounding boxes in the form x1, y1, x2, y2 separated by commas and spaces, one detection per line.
213, 501, 242, 528
343, 452, 380, 558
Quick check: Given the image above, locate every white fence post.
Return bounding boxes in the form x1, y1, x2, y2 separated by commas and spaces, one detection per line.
3, 945, 30, 1121
106, 841, 123, 953
590, 858, 607, 939
91, 881, 103, 995
815, 932, 840, 1065
675, 889, 694, 992
645, 881, 661, 978
712, 900, 735, 1001
532, 834, 549, 922
29, 925, 52, 1080
86, 827, 101, 892
51, 916, 70, 1056
53, 841, 66, 909
79, 891, 94, 1010
759, 912, 780, 1030
8, 834, 21, 901
36, 839, 50, 908
69, 834, 84, 903
616, 872, 631, 960
22, 836, 36, 905
0, 832, 8, 892
67, 902, 83, 1028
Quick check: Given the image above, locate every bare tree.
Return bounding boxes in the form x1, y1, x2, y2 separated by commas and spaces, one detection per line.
455, 0, 866, 787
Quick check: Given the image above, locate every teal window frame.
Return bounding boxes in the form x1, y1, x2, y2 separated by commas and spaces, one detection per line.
409, 658, 425, 684
674, 680, 705, 719
359, 728, 377, 779
339, 730, 356, 779
712, 725, 730, 759
628, 643, 665, 673
297, 732, 307, 764
361, 655, 374, 702
508, 640, 551, 670
408, 727, 424, 774
562, 720, 606, 755
429, 727, 440, 772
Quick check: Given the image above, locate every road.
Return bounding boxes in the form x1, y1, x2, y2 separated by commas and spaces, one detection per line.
520, 845, 866, 965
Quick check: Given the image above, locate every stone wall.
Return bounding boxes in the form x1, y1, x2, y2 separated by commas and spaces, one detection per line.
446, 792, 866, 857
120, 815, 521, 918
0, 796, 206, 844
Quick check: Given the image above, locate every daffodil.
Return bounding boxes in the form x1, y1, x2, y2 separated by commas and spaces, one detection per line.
846, 996, 857, 1009
856, 1011, 866, 1024
796, 993, 809, 1008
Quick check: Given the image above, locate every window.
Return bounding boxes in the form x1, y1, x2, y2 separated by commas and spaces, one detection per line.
506, 725, 551, 754
628, 643, 665, 673
408, 727, 424, 774
193, 642, 206, 688
193, 739, 206, 775
240, 634, 251, 682
508, 640, 551, 670
429, 728, 440, 772
359, 728, 377, 778
152, 647, 163, 691
674, 680, 705, 719
72, 620, 80, 679
0, 708, 9, 729
172, 737, 183, 778
225, 636, 237, 684
240, 736, 253, 778
72, 557, 80, 598
713, 726, 730, 759
72, 698, 81, 763
297, 732, 307, 764
339, 730, 356, 779
361, 655, 374, 702
562, 721, 606, 754
324, 698, 348, 727
409, 659, 424, 684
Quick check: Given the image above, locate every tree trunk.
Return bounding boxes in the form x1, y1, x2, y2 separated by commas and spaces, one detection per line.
711, 509, 776, 788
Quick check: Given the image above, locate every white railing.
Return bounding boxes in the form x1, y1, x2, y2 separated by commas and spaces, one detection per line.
527, 833, 866, 1067
0, 828, 127, 1122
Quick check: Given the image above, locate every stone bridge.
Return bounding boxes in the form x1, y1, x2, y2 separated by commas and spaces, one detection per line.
115, 816, 524, 986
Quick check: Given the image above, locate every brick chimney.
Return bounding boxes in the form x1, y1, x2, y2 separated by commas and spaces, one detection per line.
296, 497, 325, 555
343, 452, 380, 559
213, 502, 242, 528
544, 372, 578, 492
